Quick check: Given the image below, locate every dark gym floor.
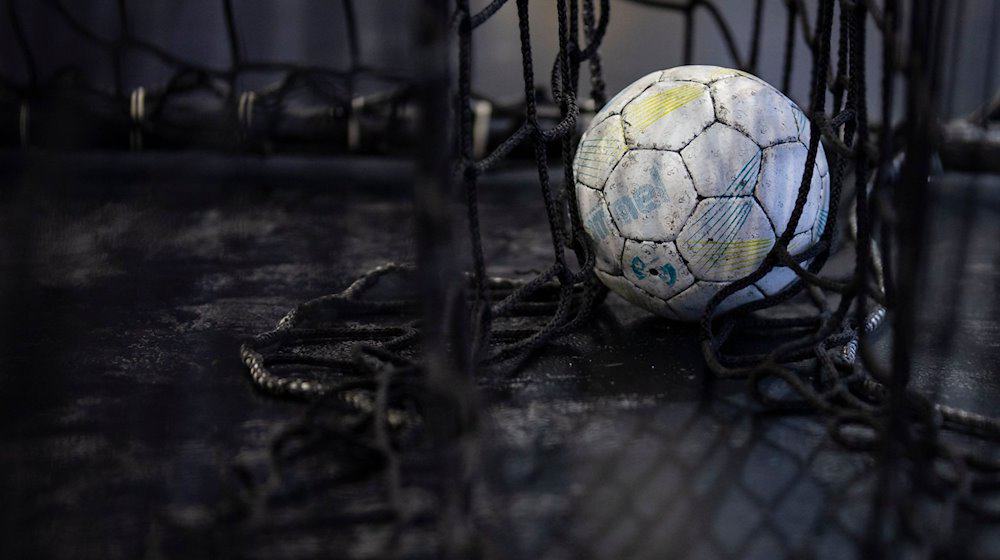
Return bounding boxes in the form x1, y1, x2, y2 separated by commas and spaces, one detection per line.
1, 152, 997, 559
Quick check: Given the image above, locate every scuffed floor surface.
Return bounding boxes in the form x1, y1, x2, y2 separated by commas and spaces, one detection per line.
1, 153, 998, 559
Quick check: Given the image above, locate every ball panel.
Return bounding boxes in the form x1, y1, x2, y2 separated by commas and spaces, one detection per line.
793, 105, 810, 143
812, 173, 830, 243
817, 142, 829, 178
595, 269, 679, 319
757, 142, 809, 235
593, 70, 663, 123
753, 231, 813, 296
681, 122, 762, 198
604, 150, 698, 242
676, 197, 775, 282
574, 114, 627, 190
795, 162, 826, 235
667, 281, 764, 320
712, 76, 799, 147
795, 109, 830, 179
622, 81, 714, 151
622, 240, 696, 301
577, 183, 626, 275
661, 65, 763, 85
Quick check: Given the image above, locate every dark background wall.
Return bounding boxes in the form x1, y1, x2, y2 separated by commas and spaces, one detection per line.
473, 0, 1000, 118
1, 0, 997, 119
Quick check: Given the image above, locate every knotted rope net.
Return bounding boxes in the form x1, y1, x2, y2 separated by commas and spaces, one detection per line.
236, 1, 1000, 557
6, 0, 999, 557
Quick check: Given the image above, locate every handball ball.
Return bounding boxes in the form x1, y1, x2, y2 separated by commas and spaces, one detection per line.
574, 65, 829, 321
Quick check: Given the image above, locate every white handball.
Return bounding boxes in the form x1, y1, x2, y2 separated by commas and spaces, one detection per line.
574, 65, 830, 321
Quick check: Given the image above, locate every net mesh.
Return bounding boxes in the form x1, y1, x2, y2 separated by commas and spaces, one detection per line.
6, 0, 1000, 558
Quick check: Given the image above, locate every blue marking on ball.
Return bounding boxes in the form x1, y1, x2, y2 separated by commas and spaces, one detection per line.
631, 256, 677, 286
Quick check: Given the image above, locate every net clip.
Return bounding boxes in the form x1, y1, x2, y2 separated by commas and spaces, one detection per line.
129, 87, 146, 151
18, 100, 29, 149
348, 96, 364, 151
472, 99, 492, 159
238, 91, 257, 141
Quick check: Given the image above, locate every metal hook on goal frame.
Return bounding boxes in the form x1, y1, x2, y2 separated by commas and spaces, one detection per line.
129, 87, 146, 151
472, 99, 492, 159
18, 100, 29, 149
238, 91, 256, 142
347, 96, 364, 152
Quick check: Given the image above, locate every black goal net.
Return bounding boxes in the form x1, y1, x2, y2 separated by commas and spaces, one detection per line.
4, 0, 1000, 558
